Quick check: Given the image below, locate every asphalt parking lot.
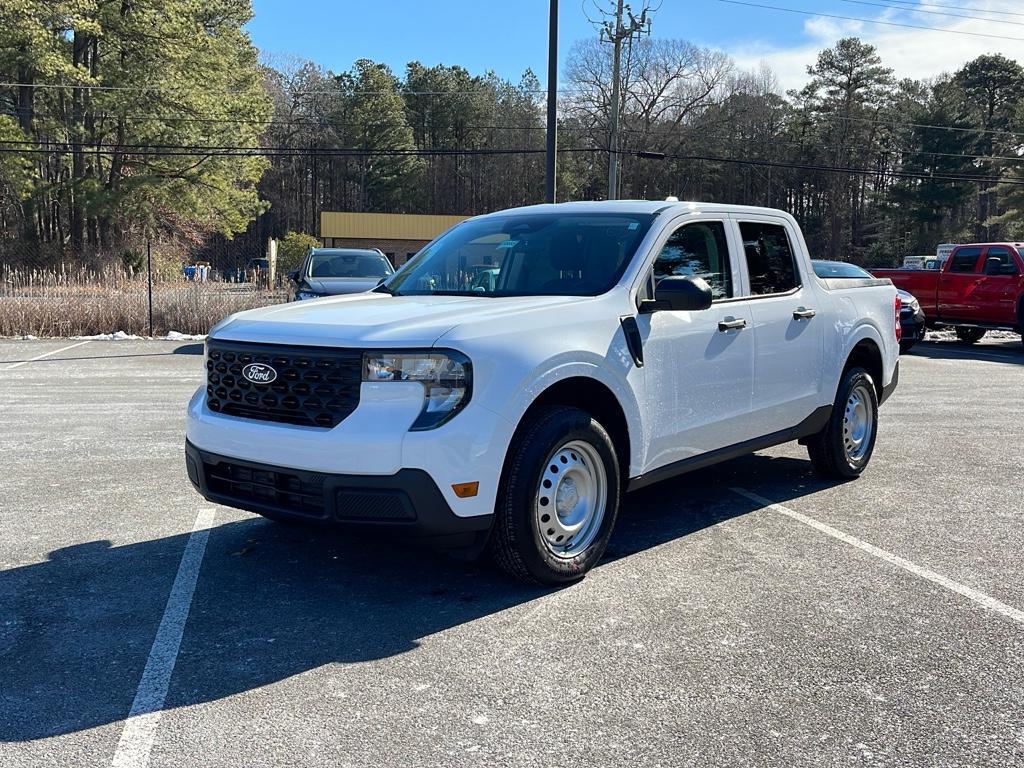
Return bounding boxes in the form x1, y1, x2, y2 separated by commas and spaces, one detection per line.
2, 336, 1023, 767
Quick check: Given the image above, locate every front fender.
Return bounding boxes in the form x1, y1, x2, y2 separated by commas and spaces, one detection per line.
495, 354, 644, 478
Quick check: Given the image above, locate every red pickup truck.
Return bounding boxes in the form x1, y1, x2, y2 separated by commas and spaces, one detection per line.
873, 243, 1024, 347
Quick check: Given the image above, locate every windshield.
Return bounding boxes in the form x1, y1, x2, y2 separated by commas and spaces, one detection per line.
308, 251, 393, 279
381, 212, 656, 297
812, 260, 872, 279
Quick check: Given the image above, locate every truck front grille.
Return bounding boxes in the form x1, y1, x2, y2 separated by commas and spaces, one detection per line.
205, 340, 361, 429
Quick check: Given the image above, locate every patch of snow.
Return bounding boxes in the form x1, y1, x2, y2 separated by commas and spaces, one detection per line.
165, 331, 207, 341
72, 331, 142, 340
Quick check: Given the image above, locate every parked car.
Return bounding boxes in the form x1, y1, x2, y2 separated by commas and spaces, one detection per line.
186, 201, 900, 584
290, 248, 394, 300
873, 243, 1024, 347
812, 260, 925, 352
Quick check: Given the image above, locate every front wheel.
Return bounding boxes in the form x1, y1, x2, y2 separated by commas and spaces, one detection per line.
488, 406, 620, 585
806, 367, 879, 480
955, 326, 986, 344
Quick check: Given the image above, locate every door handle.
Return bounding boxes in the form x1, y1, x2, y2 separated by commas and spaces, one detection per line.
718, 317, 747, 332
793, 307, 816, 320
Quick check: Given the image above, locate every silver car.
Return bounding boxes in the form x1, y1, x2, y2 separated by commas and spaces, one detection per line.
290, 248, 395, 300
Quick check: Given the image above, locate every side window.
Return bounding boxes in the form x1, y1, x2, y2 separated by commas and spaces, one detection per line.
949, 247, 982, 273
984, 247, 1019, 276
738, 221, 800, 296
653, 221, 732, 300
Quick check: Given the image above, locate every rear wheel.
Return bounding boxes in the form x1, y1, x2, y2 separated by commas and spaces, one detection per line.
488, 406, 620, 585
955, 326, 986, 344
899, 339, 916, 354
807, 367, 879, 480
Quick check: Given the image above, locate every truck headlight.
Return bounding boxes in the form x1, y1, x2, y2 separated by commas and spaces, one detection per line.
363, 351, 472, 430
296, 290, 323, 301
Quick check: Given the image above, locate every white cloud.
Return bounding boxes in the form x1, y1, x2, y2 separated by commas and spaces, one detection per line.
726, 2, 1024, 91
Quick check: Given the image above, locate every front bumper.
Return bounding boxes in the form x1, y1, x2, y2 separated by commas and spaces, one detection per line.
900, 310, 926, 342
187, 380, 513, 519
185, 440, 492, 550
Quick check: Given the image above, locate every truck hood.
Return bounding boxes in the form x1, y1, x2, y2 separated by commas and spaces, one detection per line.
210, 292, 578, 347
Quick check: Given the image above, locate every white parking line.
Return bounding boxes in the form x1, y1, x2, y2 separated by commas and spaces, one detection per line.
111, 508, 216, 768
1, 339, 91, 370
731, 487, 1024, 627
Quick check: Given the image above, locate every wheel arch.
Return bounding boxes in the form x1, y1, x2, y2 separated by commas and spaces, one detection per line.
843, 337, 884, 401
510, 375, 634, 483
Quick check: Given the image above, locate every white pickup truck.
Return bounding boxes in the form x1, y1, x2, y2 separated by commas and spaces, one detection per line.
186, 201, 900, 584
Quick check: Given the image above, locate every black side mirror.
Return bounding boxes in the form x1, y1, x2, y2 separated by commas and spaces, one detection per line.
288, 269, 300, 282
641, 276, 714, 313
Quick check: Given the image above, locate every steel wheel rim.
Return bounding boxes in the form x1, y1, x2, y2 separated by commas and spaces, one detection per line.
535, 440, 607, 559
843, 383, 874, 462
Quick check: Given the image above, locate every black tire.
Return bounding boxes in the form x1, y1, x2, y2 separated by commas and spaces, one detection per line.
955, 326, 986, 344
488, 405, 620, 585
806, 367, 879, 480
899, 339, 916, 354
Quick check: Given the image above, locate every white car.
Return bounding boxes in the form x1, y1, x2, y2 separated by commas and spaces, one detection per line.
186, 201, 900, 584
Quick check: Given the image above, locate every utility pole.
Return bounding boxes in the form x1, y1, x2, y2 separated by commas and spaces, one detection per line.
601, 1, 651, 200
545, 0, 558, 203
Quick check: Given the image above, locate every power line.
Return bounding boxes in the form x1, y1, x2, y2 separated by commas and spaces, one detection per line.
873, 0, 1024, 19
645, 148, 1024, 186
8, 121, 1024, 164
715, 0, 1024, 42
0, 81, 569, 96
809, 111, 1024, 140
22, 100, 1024, 148
1, 139, 1018, 187
841, 0, 1024, 27
0, 145, 578, 158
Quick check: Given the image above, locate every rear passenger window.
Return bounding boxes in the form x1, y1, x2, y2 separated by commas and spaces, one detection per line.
949, 247, 982, 273
739, 222, 800, 295
654, 221, 732, 299
984, 247, 1018, 275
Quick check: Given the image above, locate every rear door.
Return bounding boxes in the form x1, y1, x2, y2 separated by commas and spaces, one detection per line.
635, 215, 756, 470
973, 245, 1021, 325
938, 246, 984, 319
733, 217, 824, 436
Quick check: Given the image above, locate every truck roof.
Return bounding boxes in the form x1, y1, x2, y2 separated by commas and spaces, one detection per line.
473, 200, 798, 219
953, 242, 1024, 249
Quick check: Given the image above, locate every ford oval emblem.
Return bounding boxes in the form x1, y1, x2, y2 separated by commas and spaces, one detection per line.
242, 362, 277, 385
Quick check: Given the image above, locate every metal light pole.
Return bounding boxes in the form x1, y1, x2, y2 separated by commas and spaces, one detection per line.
545, 0, 558, 204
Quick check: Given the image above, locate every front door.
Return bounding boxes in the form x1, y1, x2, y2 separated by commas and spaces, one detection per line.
635, 218, 755, 472
938, 246, 984, 320
735, 218, 824, 436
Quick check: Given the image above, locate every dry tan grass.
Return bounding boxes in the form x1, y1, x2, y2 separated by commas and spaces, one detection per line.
0, 265, 289, 337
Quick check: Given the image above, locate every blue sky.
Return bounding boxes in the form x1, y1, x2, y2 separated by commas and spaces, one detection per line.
247, 1, 1024, 90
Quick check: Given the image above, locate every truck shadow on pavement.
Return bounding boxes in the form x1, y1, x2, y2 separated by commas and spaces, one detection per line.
0, 453, 834, 742
907, 339, 1024, 365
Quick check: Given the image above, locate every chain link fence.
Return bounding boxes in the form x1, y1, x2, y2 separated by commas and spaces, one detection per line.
0, 239, 291, 337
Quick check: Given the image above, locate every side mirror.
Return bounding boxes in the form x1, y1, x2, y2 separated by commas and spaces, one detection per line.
642, 276, 714, 313
288, 269, 299, 282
